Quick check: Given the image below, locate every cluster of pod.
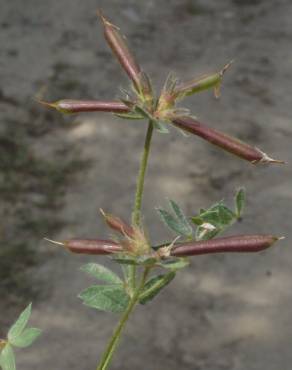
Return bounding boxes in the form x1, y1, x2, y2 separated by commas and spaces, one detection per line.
41, 11, 283, 260
45, 234, 281, 258
39, 11, 283, 166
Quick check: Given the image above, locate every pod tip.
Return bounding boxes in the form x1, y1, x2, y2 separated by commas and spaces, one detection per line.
36, 99, 57, 110
44, 237, 65, 247
254, 149, 286, 165
221, 60, 234, 76
99, 208, 106, 217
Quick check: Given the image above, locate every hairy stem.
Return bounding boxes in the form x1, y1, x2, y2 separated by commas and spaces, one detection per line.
96, 268, 150, 370
129, 120, 154, 289
96, 120, 154, 370
132, 120, 154, 227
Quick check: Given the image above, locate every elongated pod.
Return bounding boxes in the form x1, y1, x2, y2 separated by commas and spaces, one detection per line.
171, 234, 282, 257
171, 116, 284, 164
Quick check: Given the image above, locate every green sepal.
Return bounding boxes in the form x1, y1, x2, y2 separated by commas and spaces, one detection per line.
114, 112, 144, 120
168, 200, 193, 235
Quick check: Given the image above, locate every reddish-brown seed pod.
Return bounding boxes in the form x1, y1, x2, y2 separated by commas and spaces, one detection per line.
98, 11, 142, 91
100, 209, 135, 238
45, 238, 123, 255
170, 234, 282, 257
39, 99, 131, 114
171, 116, 284, 164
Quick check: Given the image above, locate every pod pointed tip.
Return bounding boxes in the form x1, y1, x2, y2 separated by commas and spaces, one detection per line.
44, 237, 65, 247
96, 9, 116, 28
99, 208, 106, 217
254, 149, 286, 165
221, 60, 234, 76
37, 99, 57, 110
96, 8, 106, 24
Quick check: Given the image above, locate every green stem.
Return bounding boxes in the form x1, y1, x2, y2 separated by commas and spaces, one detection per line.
132, 120, 154, 227
129, 120, 154, 290
96, 268, 150, 370
96, 121, 154, 370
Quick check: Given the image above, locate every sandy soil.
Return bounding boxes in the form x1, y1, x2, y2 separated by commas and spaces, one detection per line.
1, 0, 292, 369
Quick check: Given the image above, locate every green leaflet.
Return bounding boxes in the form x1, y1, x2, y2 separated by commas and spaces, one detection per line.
0, 344, 15, 370
7, 304, 32, 342
79, 285, 129, 313
169, 200, 192, 233
112, 254, 157, 266
158, 258, 190, 271
235, 188, 245, 218
157, 199, 193, 237
191, 200, 237, 240
80, 263, 122, 285
139, 272, 176, 305
10, 328, 41, 349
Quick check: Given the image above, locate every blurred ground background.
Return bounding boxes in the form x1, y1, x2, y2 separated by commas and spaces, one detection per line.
0, 0, 291, 369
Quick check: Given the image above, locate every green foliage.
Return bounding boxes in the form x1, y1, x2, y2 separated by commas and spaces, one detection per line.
80, 263, 122, 285
157, 199, 193, 237
191, 200, 237, 240
10, 329, 41, 349
235, 188, 245, 218
8, 304, 32, 342
0, 344, 15, 370
158, 258, 190, 271
79, 285, 129, 313
0, 304, 41, 370
139, 272, 176, 304
112, 255, 157, 266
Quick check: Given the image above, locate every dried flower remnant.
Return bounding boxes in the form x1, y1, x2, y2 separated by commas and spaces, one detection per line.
171, 116, 284, 164
0, 339, 6, 350
171, 234, 282, 257
100, 209, 135, 238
